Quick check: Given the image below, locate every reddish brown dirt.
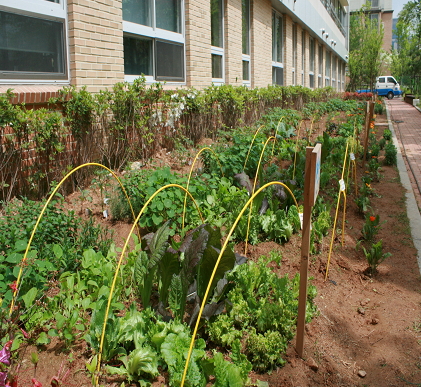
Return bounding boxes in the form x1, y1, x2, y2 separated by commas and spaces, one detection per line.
9, 112, 421, 387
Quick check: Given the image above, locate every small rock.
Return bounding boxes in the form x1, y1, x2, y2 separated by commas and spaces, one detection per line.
357, 307, 365, 315
85, 208, 92, 216
360, 298, 370, 306
358, 370, 367, 378
306, 357, 319, 372
130, 161, 143, 170
371, 318, 379, 325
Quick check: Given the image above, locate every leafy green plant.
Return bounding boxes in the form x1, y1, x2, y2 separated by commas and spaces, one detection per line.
355, 195, 371, 214
383, 128, 392, 141
384, 142, 397, 166
361, 239, 391, 275
374, 101, 384, 115
134, 222, 239, 323
361, 214, 380, 241
206, 254, 317, 372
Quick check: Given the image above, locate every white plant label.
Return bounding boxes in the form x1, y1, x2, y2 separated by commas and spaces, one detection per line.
339, 179, 346, 192
350, 153, 355, 161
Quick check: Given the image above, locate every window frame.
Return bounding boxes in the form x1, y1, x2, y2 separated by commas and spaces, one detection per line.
325, 49, 331, 86
242, 0, 250, 86
292, 22, 297, 86
0, 0, 69, 83
123, 0, 186, 84
211, 0, 224, 84
272, 10, 284, 86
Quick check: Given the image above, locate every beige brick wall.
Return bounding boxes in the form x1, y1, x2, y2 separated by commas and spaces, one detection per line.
68, 0, 125, 92
382, 11, 393, 52
225, 0, 243, 85
185, 0, 212, 88
250, 0, 272, 88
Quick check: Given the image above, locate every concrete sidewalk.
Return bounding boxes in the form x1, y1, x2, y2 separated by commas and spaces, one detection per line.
385, 97, 421, 272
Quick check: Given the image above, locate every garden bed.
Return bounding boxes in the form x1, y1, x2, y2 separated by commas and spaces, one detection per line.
1, 101, 421, 387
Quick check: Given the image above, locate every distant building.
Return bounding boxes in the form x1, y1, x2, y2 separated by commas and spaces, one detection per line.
392, 17, 399, 51
0, 0, 349, 104
349, 0, 393, 52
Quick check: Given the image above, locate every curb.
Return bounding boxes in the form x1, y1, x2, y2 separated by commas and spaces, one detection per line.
386, 101, 421, 274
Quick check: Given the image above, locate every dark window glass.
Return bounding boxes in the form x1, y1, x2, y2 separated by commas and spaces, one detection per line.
0, 11, 65, 74
156, 0, 182, 33
272, 12, 283, 63
211, 0, 223, 47
242, 0, 250, 55
123, 36, 153, 75
272, 67, 283, 85
212, 54, 223, 78
123, 0, 152, 26
242, 60, 249, 81
309, 74, 314, 88
156, 40, 184, 80
378, 77, 385, 83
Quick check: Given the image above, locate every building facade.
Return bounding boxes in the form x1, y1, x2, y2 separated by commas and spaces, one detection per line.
0, 0, 349, 103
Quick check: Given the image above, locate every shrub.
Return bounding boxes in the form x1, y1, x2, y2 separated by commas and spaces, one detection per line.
384, 143, 397, 166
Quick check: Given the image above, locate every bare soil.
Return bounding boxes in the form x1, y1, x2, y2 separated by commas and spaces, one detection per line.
10, 112, 421, 387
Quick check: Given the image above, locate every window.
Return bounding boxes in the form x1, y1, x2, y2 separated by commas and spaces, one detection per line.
292, 23, 297, 85
242, 0, 250, 83
0, 0, 67, 81
309, 36, 315, 88
123, 0, 185, 82
211, 0, 224, 82
272, 11, 284, 85
332, 55, 337, 89
318, 44, 323, 88
301, 30, 305, 86
378, 77, 385, 83
325, 50, 331, 86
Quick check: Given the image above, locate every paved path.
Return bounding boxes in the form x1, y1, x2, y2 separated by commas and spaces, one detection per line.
386, 98, 421, 209
385, 97, 421, 272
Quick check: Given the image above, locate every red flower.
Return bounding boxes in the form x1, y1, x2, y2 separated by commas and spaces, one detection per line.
20, 328, 29, 339
8, 282, 17, 292
369, 216, 376, 222
32, 378, 42, 387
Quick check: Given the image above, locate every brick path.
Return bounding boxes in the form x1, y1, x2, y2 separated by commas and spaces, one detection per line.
386, 97, 421, 210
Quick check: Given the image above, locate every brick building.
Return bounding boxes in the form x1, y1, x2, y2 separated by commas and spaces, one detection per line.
349, 0, 393, 52
0, 0, 349, 103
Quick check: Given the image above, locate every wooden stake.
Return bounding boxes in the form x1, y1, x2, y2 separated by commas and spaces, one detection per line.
296, 144, 320, 358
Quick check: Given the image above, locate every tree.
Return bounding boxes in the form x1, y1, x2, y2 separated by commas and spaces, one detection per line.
391, 0, 421, 95
347, 5, 384, 92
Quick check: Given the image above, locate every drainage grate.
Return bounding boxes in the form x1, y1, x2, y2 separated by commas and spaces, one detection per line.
394, 120, 404, 123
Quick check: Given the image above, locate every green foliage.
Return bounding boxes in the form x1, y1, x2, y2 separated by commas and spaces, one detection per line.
311, 210, 332, 254
374, 101, 384, 115
0, 198, 112, 308
348, 5, 384, 91
384, 142, 397, 166
361, 239, 391, 275
383, 128, 392, 141
206, 254, 317, 372
161, 329, 206, 387
133, 222, 237, 323
361, 214, 380, 241
392, 1, 421, 96
355, 195, 371, 214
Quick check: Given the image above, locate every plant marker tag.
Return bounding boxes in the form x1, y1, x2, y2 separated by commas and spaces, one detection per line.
299, 212, 303, 229
339, 179, 346, 192
350, 153, 355, 161
103, 210, 108, 218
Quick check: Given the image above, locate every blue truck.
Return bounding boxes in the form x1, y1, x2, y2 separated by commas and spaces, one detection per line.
357, 76, 402, 99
